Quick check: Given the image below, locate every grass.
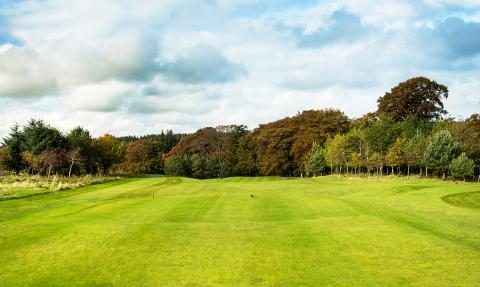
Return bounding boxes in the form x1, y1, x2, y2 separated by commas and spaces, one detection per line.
0, 176, 479, 286
0, 175, 120, 200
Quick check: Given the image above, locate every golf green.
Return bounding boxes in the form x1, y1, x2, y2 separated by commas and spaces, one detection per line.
0, 176, 479, 286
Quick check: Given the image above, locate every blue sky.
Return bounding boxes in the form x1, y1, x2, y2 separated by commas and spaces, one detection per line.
0, 0, 479, 137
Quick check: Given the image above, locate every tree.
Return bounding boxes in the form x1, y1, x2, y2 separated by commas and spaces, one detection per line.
40, 149, 67, 178
344, 129, 368, 174
96, 134, 125, 174
66, 127, 92, 148
386, 138, 405, 175
447, 117, 480, 173
67, 147, 84, 177
192, 155, 210, 179
234, 134, 257, 176
366, 152, 383, 176
403, 130, 429, 176
349, 152, 363, 174
422, 130, 460, 179
252, 109, 350, 176
449, 153, 475, 181
377, 77, 448, 121
164, 154, 192, 176
365, 117, 400, 175
324, 134, 347, 174
21, 119, 66, 155
304, 142, 327, 177
2, 124, 23, 174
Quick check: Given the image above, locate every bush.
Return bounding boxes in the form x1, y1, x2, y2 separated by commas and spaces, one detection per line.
449, 153, 475, 181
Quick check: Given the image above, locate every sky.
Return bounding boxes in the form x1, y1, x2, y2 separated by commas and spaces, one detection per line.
0, 0, 479, 138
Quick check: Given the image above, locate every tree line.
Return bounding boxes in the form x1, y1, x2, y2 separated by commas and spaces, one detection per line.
1, 76, 479, 181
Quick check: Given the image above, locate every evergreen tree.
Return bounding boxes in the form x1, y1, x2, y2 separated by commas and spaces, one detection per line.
449, 153, 475, 181
304, 142, 327, 177
422, 130, 460, 179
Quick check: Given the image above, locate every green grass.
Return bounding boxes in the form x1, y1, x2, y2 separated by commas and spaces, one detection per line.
0, 176, 479, 286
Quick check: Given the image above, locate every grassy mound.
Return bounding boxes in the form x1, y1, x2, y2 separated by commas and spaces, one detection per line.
442, 191, 480, 209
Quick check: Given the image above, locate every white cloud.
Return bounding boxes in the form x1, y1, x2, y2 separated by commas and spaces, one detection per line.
61, 81, 134, 112
0, 45, 56, 98
0, 0, 479, 138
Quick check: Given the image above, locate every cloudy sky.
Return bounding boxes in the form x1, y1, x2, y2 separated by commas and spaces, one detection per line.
0, 0, 479, 137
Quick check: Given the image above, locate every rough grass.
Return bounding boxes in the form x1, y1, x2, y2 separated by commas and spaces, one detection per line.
0, 175, 120, 200
0, 176, 479, 286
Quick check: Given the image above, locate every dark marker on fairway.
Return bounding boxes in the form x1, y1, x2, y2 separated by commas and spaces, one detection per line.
153, 192, 155, 199
250, 194, 256, 198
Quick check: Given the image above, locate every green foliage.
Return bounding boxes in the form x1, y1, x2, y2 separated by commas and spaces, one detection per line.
365, 117, 400, 156
21, 119, 66, 155
304, 142, 327, 176
377, 76, 449, 121
233, 134, 257, 176
164, 154, 192, 176
96, 134, 125, 174
422, 130, 460, 177
1, 124, 24, 174
386, 137, 405, 169
449, 153, 475, 180
324, 134, 347, 171
447, 119, 480, 167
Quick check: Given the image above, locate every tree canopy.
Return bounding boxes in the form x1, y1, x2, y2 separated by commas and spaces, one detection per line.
377, 77, 448, 121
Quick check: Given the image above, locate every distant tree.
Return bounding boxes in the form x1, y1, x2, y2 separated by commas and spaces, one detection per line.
40, 149, 67, 178
377, 77, 448, 121
164, 154, 192, 176
399, 115, 432, 139
253, 109, 350, 176
449, 153, 475, 181
66, 127, 92, 148
2, 124, 24, 174
366, 152, 383, 176
96, 134, 125, 174
304, 142, 327, 177
351, 112, 378, 130
403, 130, 429, 176
324, 134, 347, 174
349, 152, 363, 174
67, 147, 84, 177
0, 146, 14, 173
386, 138, 405, 175
192, 155, 210, 179
21, 119, 66, 155
422, 130, 460, 179
217, 160, 232, 178
447, 117, 480, 172
234, 134, 257, 176
365, 117, 400, 175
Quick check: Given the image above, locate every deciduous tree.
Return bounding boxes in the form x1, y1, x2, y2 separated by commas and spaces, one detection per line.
377, 77, 448, 121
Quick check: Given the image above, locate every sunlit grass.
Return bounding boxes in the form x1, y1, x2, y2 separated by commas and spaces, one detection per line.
0, 176, 479, 286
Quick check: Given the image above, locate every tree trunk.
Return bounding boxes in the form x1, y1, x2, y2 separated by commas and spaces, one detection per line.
442, 172, 445, 180
69, 161, 74, 178
407, 165, 410, 177
425, 167, 428, 178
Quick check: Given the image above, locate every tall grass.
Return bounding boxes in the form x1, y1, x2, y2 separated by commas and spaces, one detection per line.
0, 175, 120, 200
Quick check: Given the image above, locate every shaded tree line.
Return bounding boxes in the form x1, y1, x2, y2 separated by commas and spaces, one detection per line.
0, 120, 181, 177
